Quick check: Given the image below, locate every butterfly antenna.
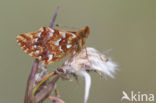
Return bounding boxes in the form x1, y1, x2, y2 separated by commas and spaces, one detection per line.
54, 24, 79, 30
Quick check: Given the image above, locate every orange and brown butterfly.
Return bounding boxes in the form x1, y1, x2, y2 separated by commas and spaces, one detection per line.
16, 26, 90, 65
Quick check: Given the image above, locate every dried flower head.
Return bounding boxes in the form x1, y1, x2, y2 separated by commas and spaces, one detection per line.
61, 47, 118, 103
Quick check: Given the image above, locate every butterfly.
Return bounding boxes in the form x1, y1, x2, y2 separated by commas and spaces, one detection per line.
16, 26, 90, 65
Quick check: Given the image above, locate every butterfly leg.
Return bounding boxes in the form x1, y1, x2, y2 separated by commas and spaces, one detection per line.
54, 24, 78, 29
84, 46, 88, 58
83, 45, 93, 66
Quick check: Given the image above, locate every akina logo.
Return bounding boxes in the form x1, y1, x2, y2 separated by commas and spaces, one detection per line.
121, 91, 155, 102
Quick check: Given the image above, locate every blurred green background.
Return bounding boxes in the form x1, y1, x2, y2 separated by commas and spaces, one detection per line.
0, 0, 156, 103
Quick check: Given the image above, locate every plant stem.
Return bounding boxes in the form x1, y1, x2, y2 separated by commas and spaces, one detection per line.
24, 5, 60, 103
49, 5, 60, 28
24, 59, 39, 103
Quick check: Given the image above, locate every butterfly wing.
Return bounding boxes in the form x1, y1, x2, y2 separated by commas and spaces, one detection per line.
17, 27, 79, 64
16, 27, 44, 58
47, 30, 78, 64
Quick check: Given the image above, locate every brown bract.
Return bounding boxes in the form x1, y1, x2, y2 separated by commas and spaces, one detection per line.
16, 26, 90, 65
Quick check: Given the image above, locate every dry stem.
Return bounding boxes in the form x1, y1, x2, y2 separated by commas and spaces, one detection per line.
24, 5, 60, 103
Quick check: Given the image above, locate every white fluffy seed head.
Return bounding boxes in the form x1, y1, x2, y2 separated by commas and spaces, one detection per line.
62, 47, 118, 103
64, 47, 117, 77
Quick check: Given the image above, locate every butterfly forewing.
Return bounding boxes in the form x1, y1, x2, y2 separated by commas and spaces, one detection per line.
17, 26, 89, 65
